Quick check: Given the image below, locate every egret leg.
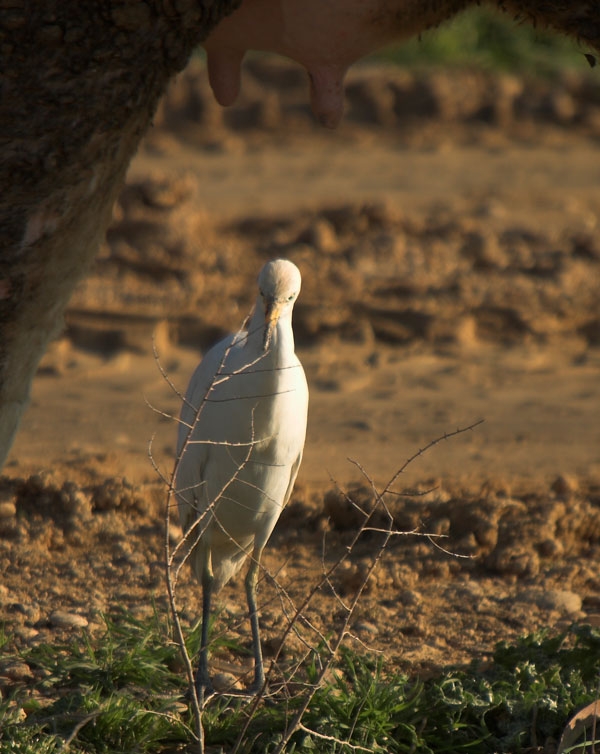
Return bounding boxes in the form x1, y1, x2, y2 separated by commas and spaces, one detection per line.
195, 549, 214, 698
244, 548, 265, 692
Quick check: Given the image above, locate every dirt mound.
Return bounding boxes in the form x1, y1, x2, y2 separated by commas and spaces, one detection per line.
225, 202, 600, 347
67, 174, 600, 355
0, 470, 165, 645
1, 469, 598, 674
64, 62, 600, 357
322, 478, 600, 580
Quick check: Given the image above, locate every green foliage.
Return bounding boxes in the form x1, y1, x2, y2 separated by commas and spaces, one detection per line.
27, 610, 182, 696
366, 7, 588, 76
224, 626, 600, 753
486, 626, 600, 751
0, 610, 191, 754
1, 616, 598, 754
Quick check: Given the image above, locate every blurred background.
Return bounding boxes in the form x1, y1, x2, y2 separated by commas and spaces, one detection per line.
8, 6, 600, 487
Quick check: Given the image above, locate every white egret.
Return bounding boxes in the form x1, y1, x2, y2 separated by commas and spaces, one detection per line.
175, 258, 309, 696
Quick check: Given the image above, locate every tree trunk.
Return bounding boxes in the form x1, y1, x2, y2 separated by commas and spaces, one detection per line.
0, 1, 238, 469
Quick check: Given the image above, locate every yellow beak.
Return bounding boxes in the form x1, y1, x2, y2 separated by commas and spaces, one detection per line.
262, 299, 282, 351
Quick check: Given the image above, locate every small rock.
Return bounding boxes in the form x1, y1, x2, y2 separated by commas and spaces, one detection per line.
583, 614, 600, 629
49, 610, 89, 629
487, 546, 540, 577
538, 538, 563, 557
0, 501, 16, 518
14, 627, 39, 643
220, 601, 242, 618
583, 592, 600, 609
5, 703, 27, 722
353, 621, 379, 636
171, 700, 189, 715
92, 477, 141, 512
168, 524, 183, 546
212, 672, 242, 693
86, 621, 105, 636
301, 218, 338, 254
0, 516, 18, 538
454, 533, 480, 555
451, 584, 483, 603
0, 660, 33, 682
398, 589, 421, 607
7, 602, 41, 623
538, 590, 583, 614
59, 482, 92, 519
551, 475, 578, 498
337, 562, 373, 595
517, 589, 582, 615
400, 621, 426, 637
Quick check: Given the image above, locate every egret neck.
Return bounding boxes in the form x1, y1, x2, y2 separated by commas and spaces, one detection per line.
248, 295, 296, 366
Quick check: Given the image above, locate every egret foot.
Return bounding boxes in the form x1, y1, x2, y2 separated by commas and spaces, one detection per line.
193, 673, 215, 705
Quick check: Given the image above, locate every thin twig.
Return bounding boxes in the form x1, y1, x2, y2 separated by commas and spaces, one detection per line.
256, 420, 483, 753
296, 722, 374, 752
379, 418, 484, 495
60, 710, 104, 751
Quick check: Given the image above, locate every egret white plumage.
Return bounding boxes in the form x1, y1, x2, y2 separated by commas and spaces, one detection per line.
175, 258, 309, 695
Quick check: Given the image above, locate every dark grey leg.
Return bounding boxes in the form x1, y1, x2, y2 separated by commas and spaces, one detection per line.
195, 550, 214, 699
245, 550, 265, 692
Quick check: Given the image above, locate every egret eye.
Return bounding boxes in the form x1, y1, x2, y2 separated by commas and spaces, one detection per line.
287, 293, 295, 301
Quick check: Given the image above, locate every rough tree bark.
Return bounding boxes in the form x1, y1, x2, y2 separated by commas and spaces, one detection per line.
0, 1, 239, 468
1, 0, 599, 471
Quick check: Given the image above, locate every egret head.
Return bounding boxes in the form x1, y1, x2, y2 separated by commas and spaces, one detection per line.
257, 259, 302, 350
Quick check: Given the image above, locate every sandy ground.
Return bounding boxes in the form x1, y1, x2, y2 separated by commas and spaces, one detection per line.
1, 62, 600, 694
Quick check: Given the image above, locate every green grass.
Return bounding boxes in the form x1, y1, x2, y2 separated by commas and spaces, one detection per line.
1, 616, 598, 753
362, 7, 590, 76
0, 610, 192, 753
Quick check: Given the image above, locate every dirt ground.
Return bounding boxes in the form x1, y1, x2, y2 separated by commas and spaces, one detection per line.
1, 60, 600, 686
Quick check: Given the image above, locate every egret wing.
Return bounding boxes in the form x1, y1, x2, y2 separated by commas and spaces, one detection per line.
283, 451, 303, 510
174, 335, 234, 531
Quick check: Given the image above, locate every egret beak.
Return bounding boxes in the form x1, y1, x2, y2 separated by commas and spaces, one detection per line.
262, 299, 282, 351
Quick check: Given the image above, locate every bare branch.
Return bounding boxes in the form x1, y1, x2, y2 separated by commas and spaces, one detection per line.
296, 722, 375, 753
152, 336, 188, 403
380, 418, 484, 495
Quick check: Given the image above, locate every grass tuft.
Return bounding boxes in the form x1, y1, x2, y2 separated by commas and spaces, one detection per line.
1, 609, 190, 753
1, 616, 598, 753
